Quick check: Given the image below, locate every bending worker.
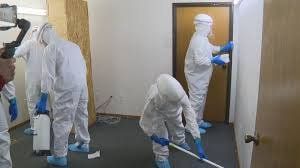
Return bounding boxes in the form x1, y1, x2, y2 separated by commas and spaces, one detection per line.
35, 23, 90, 167
184, 14, 233, 134
140, 74, 206, 168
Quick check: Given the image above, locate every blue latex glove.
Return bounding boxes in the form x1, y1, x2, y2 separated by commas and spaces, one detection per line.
150, 134, 169, 146
194, 138, 207, 159
9, 98, 18, 122
220, 41, 234, 53
211, 55, 225, 65
36, 92, 48, 113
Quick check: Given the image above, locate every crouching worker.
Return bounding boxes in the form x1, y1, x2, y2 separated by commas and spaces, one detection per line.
139, 74, 206, 168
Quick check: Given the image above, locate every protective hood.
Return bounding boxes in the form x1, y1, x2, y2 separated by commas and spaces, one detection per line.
30, 26, 39, 40
194, 14, 213, 26
194, 14, 213, 37
156, 74, 185, 103
36, 23, 59, 46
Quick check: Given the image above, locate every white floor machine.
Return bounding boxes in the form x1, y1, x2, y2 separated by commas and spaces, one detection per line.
33, 110, 51, 156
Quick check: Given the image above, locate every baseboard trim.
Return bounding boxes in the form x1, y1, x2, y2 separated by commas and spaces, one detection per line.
97, 113, 140, 120
9, 120, 30, 131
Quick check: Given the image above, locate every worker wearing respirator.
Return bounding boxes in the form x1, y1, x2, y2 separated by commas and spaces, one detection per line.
184, 14, 233, 134
140, 74, 206, 168
35, 23, 90, 167
14, 26, 53, 135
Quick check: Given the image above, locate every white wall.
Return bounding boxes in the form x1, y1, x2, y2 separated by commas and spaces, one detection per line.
228, 6, 239, 123
233, 0, 264, 167
88, 0, 232, 116
0, 0, 47, 128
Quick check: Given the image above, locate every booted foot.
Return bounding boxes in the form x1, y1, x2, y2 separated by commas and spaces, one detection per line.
178, 142, 191, 151
199, 127, 206, 134
47, 156, 67, 167
24, 128, 34, 135
155, 159, 171, 168
198, 120, 212, 129
68, 142, 89, 153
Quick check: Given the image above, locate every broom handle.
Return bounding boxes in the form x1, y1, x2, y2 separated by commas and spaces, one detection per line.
169, 142, 224, 168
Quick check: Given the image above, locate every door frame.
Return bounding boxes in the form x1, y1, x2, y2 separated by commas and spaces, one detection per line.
172, 2, 234, 123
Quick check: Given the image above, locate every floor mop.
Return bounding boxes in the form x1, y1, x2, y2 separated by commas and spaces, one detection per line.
169, 142, 224, 168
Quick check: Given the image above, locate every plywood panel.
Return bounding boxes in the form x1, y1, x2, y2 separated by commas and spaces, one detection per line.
251, 0, 300, 167
65, 0, 96, 125
47, 0, 68, 39
175, 6, 230, 122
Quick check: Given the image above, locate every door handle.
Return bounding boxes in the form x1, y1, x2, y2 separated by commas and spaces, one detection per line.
244, 133, 260, 146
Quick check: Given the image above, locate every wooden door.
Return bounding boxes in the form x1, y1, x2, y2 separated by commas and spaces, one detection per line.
173, 4, 231, 122
251, 0, 300, 167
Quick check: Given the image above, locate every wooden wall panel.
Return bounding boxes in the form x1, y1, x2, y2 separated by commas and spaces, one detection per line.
47, 0, 96, 126
65, 0, 96, 125
47, 0, 68, 39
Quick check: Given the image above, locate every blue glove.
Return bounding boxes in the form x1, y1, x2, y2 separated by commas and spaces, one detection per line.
9, 98, 18, 122
211, 55, 225, 65
194, 138, 207, 159
150, 134, 169, 146
220, 41, 234, 53
36, 92, 48, 113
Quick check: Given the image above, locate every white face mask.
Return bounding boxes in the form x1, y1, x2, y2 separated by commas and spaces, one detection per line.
195, 23, 213, 38
208, 26, 214, 38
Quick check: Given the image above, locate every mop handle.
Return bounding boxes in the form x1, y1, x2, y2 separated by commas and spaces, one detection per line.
169, 142, 224, 168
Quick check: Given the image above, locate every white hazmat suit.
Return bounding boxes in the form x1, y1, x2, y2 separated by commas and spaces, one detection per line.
37, 23, 90, 157
184, 14, 221, 124
0, 82, 16, 168
14, 27, 47, 132
140, 74, 200, 161
2, 82, 16, 103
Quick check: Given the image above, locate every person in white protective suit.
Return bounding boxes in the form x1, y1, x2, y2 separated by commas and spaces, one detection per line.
35, 23, 90, 167
140, 74, 206, 168
0, 82, 19, 168
14, 26, 49, 135
184, 14, 233, 134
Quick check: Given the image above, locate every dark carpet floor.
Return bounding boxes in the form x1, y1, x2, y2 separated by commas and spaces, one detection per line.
10, 118, 238, 168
